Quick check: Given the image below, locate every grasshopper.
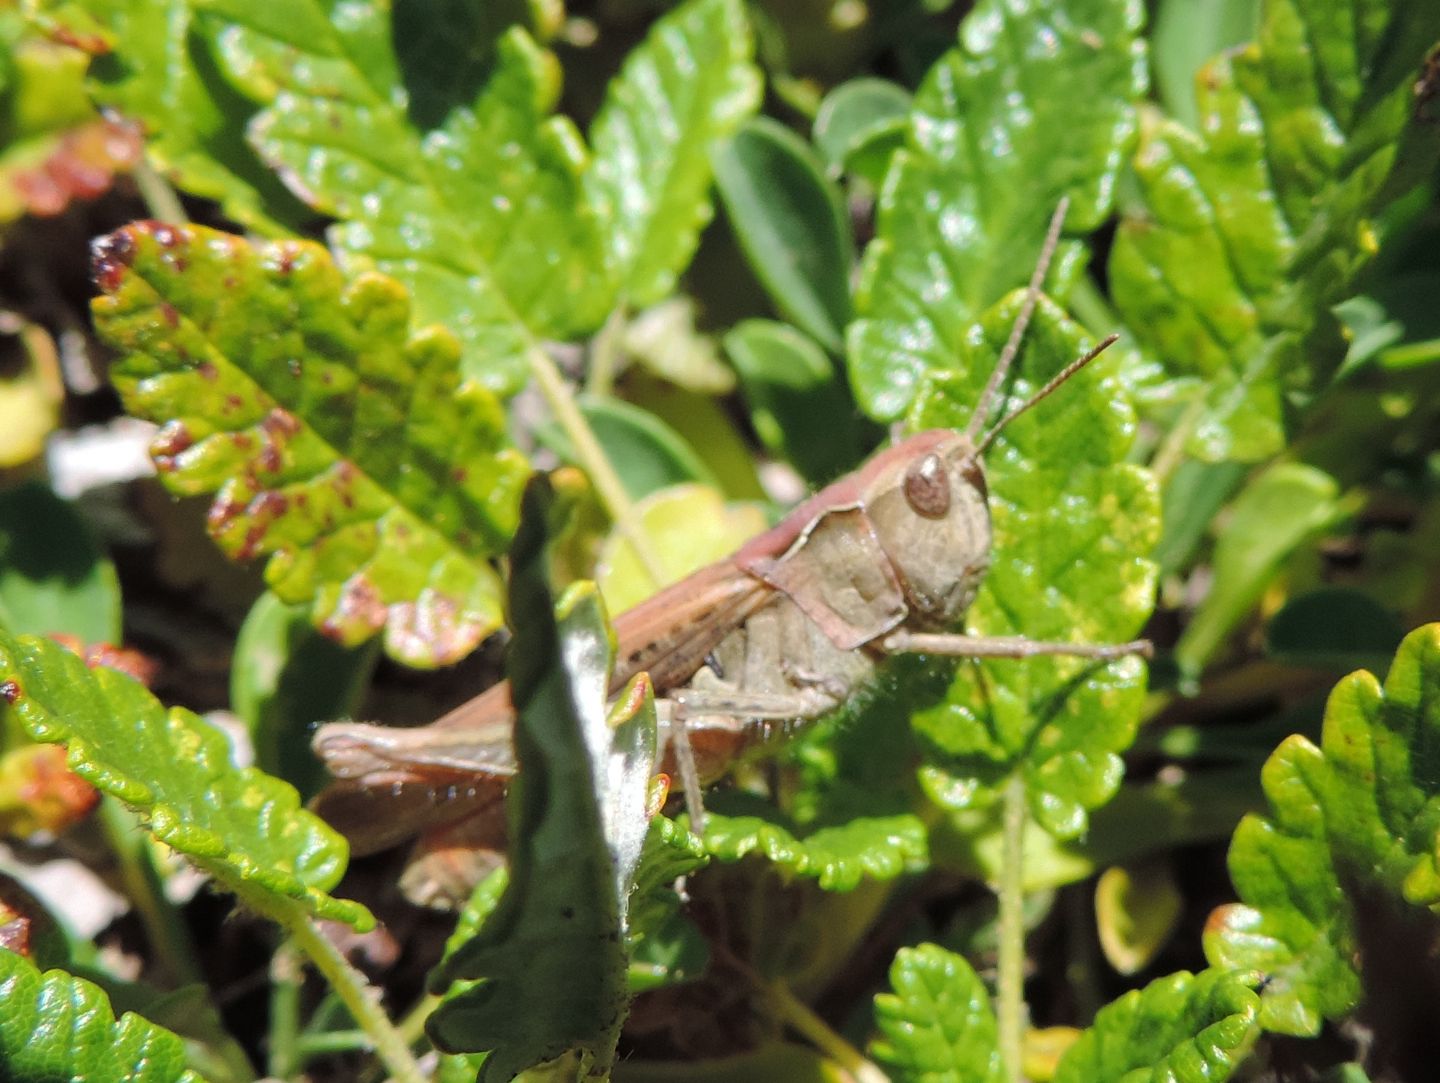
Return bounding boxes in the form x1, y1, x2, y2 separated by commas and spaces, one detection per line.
311, 203, 1151, 905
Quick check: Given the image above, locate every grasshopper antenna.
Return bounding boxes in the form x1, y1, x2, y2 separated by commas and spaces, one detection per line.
964, 196, 1071, 446
975, 332, 1120, 457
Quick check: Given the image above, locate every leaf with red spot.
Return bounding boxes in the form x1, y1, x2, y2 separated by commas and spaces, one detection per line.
91, 222, 530, 669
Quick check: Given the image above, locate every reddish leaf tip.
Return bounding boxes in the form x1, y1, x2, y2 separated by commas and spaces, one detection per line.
0, 679, 21, 704
90, 228, 138, 293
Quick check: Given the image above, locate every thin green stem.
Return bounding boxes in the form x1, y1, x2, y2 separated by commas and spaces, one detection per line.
268, 939, 304, 1080
295, 1030, 374, 1056
281, 906, 428, 1083
996, 773, 1029, 1083
1148, 399, 1203, 486
766, 980, 889, 1083
584, 306, 627, 399
131, 156, 187, 225
525, 341, 667, 587
97, 798, 204, 988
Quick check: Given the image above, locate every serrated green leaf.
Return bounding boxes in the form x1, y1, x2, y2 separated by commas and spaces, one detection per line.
712, 118, 853, 352
585, 0, 761, 306
197, 3, 607, 392
0, 949, 203, 1083
848, 0, 1146, 420
700, 792, 928, 893
1204, 623, 1440, 1035
80, 0, 307, 234
627, 815, 709, 990
724, 318, 869, 483
1110, 1, 1440, 461
910, 298, 1160, 839
0, 630, 372, 930
1174, 463, 1347, 680
428, 481, 650, 1078
870, 943, 1003, 1083
92, 222, 528, 668
1053, 969, 1260, 1083
0, 482, 120, 645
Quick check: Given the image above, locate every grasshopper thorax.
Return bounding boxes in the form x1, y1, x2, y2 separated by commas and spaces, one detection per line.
863, 429, 993, 631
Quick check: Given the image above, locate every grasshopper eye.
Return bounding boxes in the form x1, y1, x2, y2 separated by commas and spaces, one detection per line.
903, 453, 950, 518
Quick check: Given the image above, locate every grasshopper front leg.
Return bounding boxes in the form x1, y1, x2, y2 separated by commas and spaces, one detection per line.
881, 630, 1152, 661
659, 686, 817, 832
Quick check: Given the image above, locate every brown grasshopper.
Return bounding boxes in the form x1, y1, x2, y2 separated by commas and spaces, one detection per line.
311, 205, 1151, 905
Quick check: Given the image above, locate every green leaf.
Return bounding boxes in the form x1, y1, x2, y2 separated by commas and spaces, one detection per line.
712, 118, 853, 352
1264, 588, 1406, 675
1110, 0, 1440, 460
870, 943, 1003, 1083
0, 630, 371, 929
585, 0, 761, 306
0, 482, 120, 644
1149, 0, 1258, 129
724, 319, 869, 483
230, 591, 378, 798
1152, 460, 1246, 579
536, 396, 718, 500
848, 0, 1146, 420
700, 792, 928, 893
0, 949, 203, 1083
81, 0, 308, 234
428, 480, 651, 1078
1204, 623, 1440, 1035
197, 3, 607, 392
1053, 969, 1260, 1083
812, 77, 911, 185
911, 298, 1160, 839
626, 816, 709, 991
1094, 860, 1184, 976
91, 221, 528, 668
1174, 463, 1347, 681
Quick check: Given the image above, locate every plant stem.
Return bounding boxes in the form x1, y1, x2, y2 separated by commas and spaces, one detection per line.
997, 773, 1029, 1083
97, 798, 204, 988
268, 939, 303, 1079
1148, 399, 1203, 486
525, 341, 667, 588
765, 979, 889, 1083
585, 306, 627, 399
282, 907, 428, 1083
131, 155, 187, 225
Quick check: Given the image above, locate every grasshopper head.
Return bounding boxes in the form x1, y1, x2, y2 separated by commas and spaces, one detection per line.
864, 430, 993, 630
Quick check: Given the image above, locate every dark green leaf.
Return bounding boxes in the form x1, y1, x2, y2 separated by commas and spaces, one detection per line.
848, 0, 1146, 420
724, 318, 869, 482
1153, 459, 1246, 579
537, 396, 717, 500
1053, 969, 1260, 1083
230, 591, 378, 797
428, 481, 652, 1078
1264, 588, 1405, 674
586, 0, 762, 306
712, 118, 853, 352
812, 77, 911, 185
92, 222, 528, 668
0, 482, 120, 644
870, 943, 1003, 1083
0, 630, 371, 929
0, 949, 203, 1083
